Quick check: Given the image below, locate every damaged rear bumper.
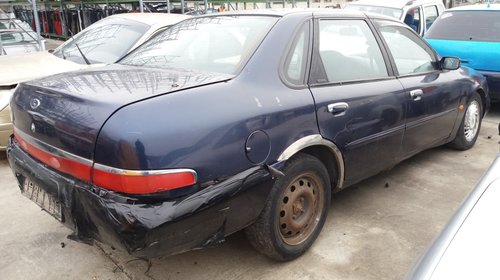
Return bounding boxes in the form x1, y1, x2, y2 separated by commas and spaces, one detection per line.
6, 136, 274, 258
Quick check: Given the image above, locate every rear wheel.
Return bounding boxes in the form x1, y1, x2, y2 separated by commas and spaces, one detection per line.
449, 92, 482, 150
245, 154, 331, 261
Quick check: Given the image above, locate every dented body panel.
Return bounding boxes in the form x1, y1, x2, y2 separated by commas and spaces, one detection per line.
8, 137, 274, 257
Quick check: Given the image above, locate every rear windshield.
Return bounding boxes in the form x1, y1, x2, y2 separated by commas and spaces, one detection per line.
426, 11, 500, 42
345, 4, 402, 19
0, 30, 37, 45
120, 16, 278, 74
53, 17, 149, 64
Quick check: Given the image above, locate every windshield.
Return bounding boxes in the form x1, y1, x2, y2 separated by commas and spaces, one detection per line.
53, 17, 149, 64
426, 11, 500, 42
120, 16, 278, 74
0, 30, 37, 45
345, 4, 403, 19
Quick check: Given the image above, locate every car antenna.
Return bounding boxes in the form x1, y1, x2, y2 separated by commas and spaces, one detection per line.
67, 28, 90, 65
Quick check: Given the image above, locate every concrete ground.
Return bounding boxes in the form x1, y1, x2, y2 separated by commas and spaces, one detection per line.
1, 105, 499, 280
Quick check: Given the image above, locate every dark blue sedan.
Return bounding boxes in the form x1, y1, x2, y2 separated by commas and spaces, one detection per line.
6, 9, 490, 261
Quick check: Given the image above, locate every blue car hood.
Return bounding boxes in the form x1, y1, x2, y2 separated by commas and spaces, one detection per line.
11, 64, 233, 159
427, 39, 500, 72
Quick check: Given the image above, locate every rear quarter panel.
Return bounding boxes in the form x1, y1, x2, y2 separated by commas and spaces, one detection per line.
94, 13, 320, 184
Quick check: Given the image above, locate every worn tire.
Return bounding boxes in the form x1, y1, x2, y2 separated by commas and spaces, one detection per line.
449, 92, 483, 150
245, 153, 331, 261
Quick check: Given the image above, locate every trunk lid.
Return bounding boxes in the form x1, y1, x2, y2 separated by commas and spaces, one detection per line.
11, 64, 233, 159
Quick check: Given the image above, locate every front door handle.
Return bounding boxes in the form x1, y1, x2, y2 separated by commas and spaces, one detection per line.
409, 89, 423, 101
327, 102, 349, 116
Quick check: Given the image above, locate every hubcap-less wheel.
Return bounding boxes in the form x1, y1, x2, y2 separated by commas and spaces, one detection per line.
278, 173, 324, 245
464, 100, 480, 142
245, 154, 330, 261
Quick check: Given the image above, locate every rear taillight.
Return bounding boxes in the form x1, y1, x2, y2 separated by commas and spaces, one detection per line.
14, 129, 197, 194
91, 165, 197, 194
14, 130, 92, 181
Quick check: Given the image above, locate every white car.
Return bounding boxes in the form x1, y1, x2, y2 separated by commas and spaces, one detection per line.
0, 13, 190, 150
0, 9, 34, 31
344, 0, 445, 36
409, 148, 500, 279
0, 18, 35, 32
0, 29, 45, 55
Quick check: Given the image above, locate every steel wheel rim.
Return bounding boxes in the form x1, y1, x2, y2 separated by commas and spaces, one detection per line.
464, 100, 480, 142
278, 173, 324, 246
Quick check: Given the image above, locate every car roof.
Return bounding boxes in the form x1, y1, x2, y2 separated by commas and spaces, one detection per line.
107, 13, 191, 27
215, 8, 326, 16
207, 8, 390, 19
447, 3, 500, 11
347, 0, 440, 9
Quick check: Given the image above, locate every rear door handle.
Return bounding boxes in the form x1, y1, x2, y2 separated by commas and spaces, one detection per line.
409, 89, 423, 101
327, 102, 349, 116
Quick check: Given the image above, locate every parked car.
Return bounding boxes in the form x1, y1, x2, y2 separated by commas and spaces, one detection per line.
0, 29, 44, 55
0, 13, 190, 151
0, 9, 35, 32
408, 151, 500, 279
345, 0, 445, 36
425, 4, 500, 102
0, 18, 35, 32
0, 9, 44, 54
6, 9, 489, 261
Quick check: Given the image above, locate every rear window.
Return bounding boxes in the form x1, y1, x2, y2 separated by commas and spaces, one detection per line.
53, 17, 149, 64
426, 11, 500, 42
0, 30, 37, 45
120, 16, 278, 75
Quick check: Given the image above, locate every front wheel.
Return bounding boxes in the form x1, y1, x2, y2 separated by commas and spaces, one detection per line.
449, 92, 483, 150
245, 154, 331, 261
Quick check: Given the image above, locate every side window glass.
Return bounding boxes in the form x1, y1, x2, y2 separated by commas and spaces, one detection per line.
404, 7, 421, 33
317, 19, 388, 83
377, 21, 437, 76
424, 6, 439, 30
283, 22, 309, 85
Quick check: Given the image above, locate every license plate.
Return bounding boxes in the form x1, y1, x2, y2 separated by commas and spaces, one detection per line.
22, 179, 63, 222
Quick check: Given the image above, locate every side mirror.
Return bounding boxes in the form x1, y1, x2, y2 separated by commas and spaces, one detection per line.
441, 57, 460, 70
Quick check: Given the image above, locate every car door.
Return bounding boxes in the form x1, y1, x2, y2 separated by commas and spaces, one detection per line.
403, 6, 423, 35
422, 5, 440, 34
374, 20, 461, 156
308, 17, 407, 186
